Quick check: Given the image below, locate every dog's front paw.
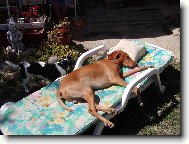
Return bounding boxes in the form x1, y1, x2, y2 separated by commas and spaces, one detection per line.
104, 120, 114, 128
106, 108, 117, 115
138, 66, 154, 71
143, 65, 155, 70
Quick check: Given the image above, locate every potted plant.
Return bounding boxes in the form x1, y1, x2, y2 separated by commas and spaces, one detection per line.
47, 26, 71, 45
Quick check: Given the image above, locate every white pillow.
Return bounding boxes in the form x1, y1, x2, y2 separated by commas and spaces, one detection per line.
107, 39, 146, 61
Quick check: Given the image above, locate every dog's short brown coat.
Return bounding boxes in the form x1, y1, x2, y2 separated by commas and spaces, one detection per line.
56, 51, 151, 128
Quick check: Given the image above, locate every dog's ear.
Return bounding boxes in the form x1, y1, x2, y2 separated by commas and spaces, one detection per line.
108, 51, 128, 64
107, 51, 122, 60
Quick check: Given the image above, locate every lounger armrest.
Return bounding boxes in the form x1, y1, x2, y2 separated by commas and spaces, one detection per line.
54, 45, 106, 82
55, 45, 106, 82
119, 68, 162, 112
74, 45, 106, 70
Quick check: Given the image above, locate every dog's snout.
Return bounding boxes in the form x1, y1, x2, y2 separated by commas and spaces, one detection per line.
123, 59, 136, 68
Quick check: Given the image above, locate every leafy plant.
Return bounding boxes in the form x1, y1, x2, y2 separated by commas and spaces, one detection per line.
0, 44, 86, 67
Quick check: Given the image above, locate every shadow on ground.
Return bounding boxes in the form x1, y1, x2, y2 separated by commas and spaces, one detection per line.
71, 4, 180, 41
81, 24, 171, 41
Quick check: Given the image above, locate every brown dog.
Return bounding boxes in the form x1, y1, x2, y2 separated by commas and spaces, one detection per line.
56, 51, 151, 128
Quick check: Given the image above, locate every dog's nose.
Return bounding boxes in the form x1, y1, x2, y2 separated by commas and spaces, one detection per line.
129, 61, 137, 68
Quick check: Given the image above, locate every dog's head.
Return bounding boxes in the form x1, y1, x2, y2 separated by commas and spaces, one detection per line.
59, 56, 76, 72
107, 51, 136, 68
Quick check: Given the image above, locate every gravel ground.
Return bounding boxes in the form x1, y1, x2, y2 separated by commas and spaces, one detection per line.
73, 24, 180, 62
72, 5, 180, 62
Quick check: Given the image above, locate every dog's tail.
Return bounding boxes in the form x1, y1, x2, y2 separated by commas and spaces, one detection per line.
56, 90, 73, 112
5, 61, 20, 70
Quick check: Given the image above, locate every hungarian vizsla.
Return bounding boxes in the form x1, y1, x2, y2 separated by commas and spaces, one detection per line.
56, 51, 151, 128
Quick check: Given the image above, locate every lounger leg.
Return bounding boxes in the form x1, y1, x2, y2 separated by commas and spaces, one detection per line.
154, 74, 166, 94
93, 121, 105, 135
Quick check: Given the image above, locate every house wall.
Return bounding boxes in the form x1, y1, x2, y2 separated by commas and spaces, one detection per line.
79, 0, 180, 10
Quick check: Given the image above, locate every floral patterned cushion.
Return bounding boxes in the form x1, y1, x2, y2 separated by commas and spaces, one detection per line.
0, 40, 174, 135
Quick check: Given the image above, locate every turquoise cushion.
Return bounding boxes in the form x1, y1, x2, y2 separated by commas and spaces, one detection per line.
0, 40, 174, 135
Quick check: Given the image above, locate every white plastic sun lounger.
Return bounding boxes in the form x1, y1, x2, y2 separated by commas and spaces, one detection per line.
0, 40, 174, 135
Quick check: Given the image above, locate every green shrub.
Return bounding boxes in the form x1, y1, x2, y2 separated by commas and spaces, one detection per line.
0, 41, 87, 63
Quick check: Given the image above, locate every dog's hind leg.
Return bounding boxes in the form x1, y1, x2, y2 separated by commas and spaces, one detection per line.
84, 87, 114, 128
95, 104, 117, 115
